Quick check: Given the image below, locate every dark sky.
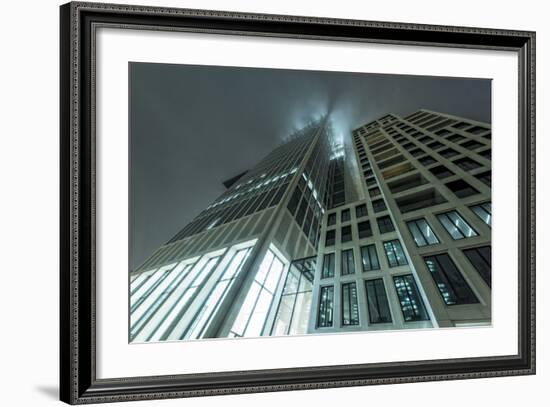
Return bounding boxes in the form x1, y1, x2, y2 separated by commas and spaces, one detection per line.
130, 62, 491, 270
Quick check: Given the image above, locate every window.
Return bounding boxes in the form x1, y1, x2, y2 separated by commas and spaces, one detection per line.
407, 218, 440, 246
229, 249, 286, 337
372, 199, 387, 213
453, 122, 470, 130
357, 220, 373, 239
393, 275, 430, 321
470, 202, 491, 226
418, 135, 432, 143
427, 141, 444, 150
341, 283, 360, 326
271, 257, 315, 336
447, 134, 465, 142
437, 211, 478, 239
341, 209, 351, 223
365, 279, 392, 324
395, 188, 447, 213
435, 129, 452, 137
382, 162, 414, 179
184, 247, 253, 340
439, 147, 459, 158
453, 157, 483, 172
479, 149, 491, 160
418, 155, 436, 166
287, 188, 301, 215
130, 262, 197, 341
383, 240, 408, 267
321, 253, 335, 279
317, 286, 334, 327
365, 177, 377, 187
360, 244, 380, 271
388, 173, 427, 193
461, 139, 485, 150
325, 230, 336, 246
409, 148, 424, 157
429, 165, 454, 179
341, 249, 355, 275
467, 126, 490, 135
475, 170, 491, 186
327, 213, 336, 226
378, 154, 406, 169
463, 246, 492, 287
424, 254, 479, 305
369, 187, 381, 197
445, 179, 480, 198
377, 215, 395, 234
341, 225, 352, 243
356, 204, 368, 218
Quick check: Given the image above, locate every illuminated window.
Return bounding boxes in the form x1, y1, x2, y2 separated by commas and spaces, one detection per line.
271, 257, 315, 336
383, 240, 408, 267
393, 275, 429, 322
229, 249, 286, 338
317, 286, 334, 327
183, 246, 253, 340
341, 282, 360, 326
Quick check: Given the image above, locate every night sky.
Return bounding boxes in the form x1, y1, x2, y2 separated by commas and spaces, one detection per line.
130, 62, 491, 270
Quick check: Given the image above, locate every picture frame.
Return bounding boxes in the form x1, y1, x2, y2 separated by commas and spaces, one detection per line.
60, 1, 536, 404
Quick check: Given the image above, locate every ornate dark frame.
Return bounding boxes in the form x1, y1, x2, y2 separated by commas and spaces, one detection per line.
60, 1, 536, 404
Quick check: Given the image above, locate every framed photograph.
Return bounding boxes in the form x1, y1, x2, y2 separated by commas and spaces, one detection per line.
60, 1, 535, 404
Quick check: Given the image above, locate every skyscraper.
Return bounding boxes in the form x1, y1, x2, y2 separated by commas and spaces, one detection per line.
130, 109, 491, 342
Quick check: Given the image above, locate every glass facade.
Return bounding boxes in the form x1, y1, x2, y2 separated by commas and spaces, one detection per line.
271, 257, 315, 336
229, 249, 286, 338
